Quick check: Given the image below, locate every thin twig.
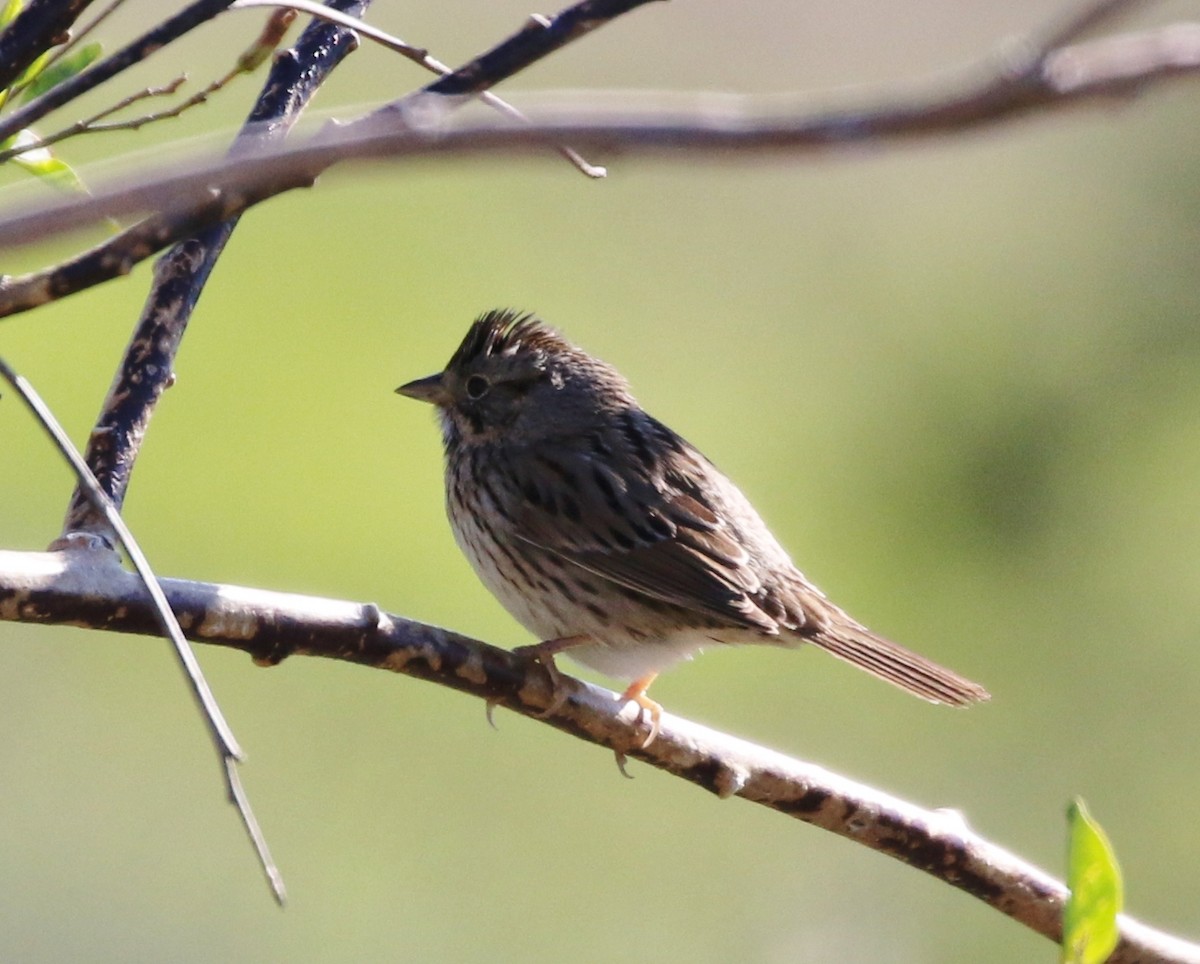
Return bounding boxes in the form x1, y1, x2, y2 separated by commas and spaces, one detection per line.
0, 12, 1198, 318
1036, 0, 1150, 52
73, 9, 295, 134
230, 0, 605, 177
49, 75, 190, 132
0, 360, 244, 762
0, 76, 187, 163
0, 550, 1196, 963
0, 9, 296, 164
0, 361, 285, 905
0, 0, 239, 145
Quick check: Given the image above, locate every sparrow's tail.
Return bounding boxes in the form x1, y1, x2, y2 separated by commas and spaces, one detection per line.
808, 620, 990, 707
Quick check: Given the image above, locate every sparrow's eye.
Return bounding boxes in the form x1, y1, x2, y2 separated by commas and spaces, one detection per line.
465, 374, 490, 400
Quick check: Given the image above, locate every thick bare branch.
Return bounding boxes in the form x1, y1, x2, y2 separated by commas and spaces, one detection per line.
0, 0, 96, 93
0, 547, 1196, 963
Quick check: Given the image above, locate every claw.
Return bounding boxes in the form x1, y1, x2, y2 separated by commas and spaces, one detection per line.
613, 750, 634, 779
484, 697, 500, 730
619, 673, 662, 749
538, 679, 571, 719
514, 636, 586, 718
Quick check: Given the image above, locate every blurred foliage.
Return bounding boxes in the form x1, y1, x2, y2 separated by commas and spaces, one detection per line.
1, 2, 1199, 962
0, 0, 101, 191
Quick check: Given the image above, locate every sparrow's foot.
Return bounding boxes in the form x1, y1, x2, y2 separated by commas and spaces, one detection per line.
619, 673, 662, 748
514, 636, 587, 718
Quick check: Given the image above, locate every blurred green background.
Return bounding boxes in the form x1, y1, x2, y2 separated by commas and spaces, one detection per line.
3, 1, 1199, 961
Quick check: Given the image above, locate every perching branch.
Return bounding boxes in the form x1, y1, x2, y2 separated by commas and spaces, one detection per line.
2, 6, 1200, 317
0, 548, 1196, 964
1, 0, 1196, 943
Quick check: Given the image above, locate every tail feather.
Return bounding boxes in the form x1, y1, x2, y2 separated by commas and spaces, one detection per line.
810, 623, 990, 707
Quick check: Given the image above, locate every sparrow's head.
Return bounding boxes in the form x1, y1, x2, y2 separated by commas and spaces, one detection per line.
396, 309, 636, 446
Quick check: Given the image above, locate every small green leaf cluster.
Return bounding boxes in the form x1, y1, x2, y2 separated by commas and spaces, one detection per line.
0, 0, 101, 190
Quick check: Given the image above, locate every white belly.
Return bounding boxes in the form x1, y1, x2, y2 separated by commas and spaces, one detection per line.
449, 502, 719, 682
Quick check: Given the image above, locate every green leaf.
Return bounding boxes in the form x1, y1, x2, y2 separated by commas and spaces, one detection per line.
18, 42, 101, 103
4, 128, 88, 193
0, 0, 23, 32
9, 47, 50, 92
1062, 798, 1123, 964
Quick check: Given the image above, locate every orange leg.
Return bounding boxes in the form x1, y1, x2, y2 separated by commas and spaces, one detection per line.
620, 673, 663, 748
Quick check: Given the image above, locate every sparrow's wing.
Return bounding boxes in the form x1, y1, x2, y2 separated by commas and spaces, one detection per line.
502, 426, 787, 634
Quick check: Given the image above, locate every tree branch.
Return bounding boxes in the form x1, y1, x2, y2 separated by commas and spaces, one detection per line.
0, 0, 239, 145
230, 0, 606, 177
58, 0, 368, 544
397, 0, 661, 100
2, 13, 1199, 317
0, 0, 657, 322
0, 9, 294, 165
0, 547, 1196, 963
0, 0, 95, 93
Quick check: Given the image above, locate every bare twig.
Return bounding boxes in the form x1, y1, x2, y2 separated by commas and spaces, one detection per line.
1035, 0, 1149, 51
0, 10, 295, 164
1, 12, 1198, 318
0, 365, 284, 905
230, 0, 606, 177
231, 0, 427, 58
54, 75, 190, 132
0, 0, 239, 145
0, 76, 187, 163
59, 10, 295, 136
0, 550, 1196, 963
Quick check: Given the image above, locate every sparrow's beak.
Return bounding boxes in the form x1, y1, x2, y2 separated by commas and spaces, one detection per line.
395, 372, 450, 406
